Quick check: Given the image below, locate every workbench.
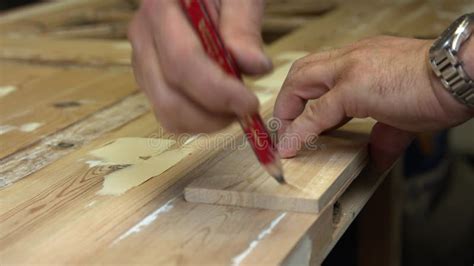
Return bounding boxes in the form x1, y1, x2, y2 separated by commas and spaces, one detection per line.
0, 0, 471, 265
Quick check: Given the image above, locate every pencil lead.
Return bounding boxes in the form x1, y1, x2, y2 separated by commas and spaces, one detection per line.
275, 175, 286, 184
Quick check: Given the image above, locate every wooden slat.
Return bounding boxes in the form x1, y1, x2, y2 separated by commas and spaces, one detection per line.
185, 131, 369, 213
0, 0, 134, 36
0, 36, 132, 67
265, 0, 336, 16
0, 62, 137, 159
0, 93, 150, 187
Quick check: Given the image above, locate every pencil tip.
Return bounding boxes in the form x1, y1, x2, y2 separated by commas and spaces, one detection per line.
275, 175, 286, 184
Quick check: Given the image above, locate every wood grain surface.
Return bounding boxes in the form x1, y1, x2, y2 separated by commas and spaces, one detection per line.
0, 36, 132, 67
0, 0, 471, 265
185, 132, 369, 213
0, 62, 137, 159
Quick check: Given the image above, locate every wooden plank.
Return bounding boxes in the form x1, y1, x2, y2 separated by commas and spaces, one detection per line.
45, 22, 129, 40
0, 0, 134, 36
0, 0, 334, 41
0, 36, 132, 67
0, 93, 150, 187
0, 62, 137, 159
265, 0, 336, 16
184, 131, 369, 213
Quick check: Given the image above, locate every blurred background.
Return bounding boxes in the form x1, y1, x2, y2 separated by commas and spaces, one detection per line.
1, 0, 472, 265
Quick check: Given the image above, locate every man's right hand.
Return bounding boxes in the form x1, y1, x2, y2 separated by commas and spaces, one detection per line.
128, 0, 271, 133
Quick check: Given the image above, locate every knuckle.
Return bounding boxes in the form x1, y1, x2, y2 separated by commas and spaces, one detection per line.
290, 57, 308, 73
304, 102, 319, 118
285, 58, 307, 84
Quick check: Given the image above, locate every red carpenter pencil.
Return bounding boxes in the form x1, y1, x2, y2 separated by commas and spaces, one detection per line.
180, 0, 285, 183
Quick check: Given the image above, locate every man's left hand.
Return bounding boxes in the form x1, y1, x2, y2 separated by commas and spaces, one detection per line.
274, 36, 473, 169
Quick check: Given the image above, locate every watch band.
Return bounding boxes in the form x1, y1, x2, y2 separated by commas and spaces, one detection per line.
430, 49, 474, 108
429, 13, 474, 108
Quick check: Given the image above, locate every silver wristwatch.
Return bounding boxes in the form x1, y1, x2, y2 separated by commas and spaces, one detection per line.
429, 13, 474, 108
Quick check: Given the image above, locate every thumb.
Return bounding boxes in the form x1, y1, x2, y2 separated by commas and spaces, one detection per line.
278, 90, 346, 158
220, 0, 272, 75
369, 122, 414, 171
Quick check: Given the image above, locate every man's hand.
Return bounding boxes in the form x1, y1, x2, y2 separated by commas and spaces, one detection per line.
128, 0, 271, 133
274, 36, 473, 169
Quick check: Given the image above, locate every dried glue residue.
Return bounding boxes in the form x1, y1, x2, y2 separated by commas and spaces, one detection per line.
19, 122, 42, 132
98, 148, 192, 195
0, 122, 43, 134
89, 137, 176, 165
85, 160, 106, 168
183, 135, 198, 146
85, 200, 97, 208
112, 196, 178, 245
87, 137, 192, 196
0, 85, 16, 97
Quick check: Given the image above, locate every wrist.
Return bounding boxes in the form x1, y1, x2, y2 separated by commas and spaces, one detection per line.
460, 36, 474, 80
426, 40, 474, 126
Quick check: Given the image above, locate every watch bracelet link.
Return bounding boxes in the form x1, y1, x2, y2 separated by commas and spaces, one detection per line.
430, 48, 474, 108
